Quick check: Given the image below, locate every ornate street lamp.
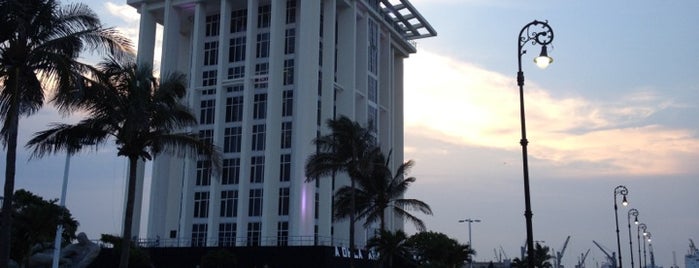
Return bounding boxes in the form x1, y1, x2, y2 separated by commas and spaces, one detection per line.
644, 231, 651, 268
627, 208, 639, 268
459, 218, 481, 268
613, 185, 629, 268
516, 20, 554, 268
637, 223, 647, 268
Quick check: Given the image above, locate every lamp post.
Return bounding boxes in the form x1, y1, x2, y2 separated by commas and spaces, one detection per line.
613, 185, 629, 268
459, 218, 481, 268
647, 233, 655, 268
644, 231, 651, 268
51, 152, 72, 268
637, 223, 647, 268
627, 208, 639, 268
516, 20, 554, 268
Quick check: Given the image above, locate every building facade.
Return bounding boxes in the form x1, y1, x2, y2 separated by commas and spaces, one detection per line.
127, 0, 435, 247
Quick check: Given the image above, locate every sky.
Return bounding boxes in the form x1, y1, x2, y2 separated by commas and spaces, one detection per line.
2, 1, 698, 268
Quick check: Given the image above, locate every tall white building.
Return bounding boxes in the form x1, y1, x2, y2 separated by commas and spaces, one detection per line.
127, 0, 435, 247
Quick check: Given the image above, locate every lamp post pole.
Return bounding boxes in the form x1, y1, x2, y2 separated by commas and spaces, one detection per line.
614, 185, 629, 268
644, 232, 651, 268
627, 208, 639, 268
51, 153, 72, 268
517, 20, 554, 268
637, 223, 647, 268
459, 218, 481, 268
647, 234, 655, 268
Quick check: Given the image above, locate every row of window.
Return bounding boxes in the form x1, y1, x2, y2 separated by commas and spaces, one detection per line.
192, 220, 289, 247
206, 0, 297, 38
200, 89, 293, 126
193, 187, 290, 218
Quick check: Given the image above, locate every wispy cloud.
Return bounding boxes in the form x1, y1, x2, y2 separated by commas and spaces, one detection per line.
404, 49, 699, 176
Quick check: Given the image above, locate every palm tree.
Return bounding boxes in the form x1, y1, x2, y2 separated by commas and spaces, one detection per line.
26, 56, 219, 268
367, 229, 411, 268
305, 116, 376, 264
334, 151, 432, 232
0, 0, 130, 265
513, 243, 553, 268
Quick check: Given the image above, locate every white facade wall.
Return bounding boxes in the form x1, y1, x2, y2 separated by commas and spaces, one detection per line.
127, 0, 427, 248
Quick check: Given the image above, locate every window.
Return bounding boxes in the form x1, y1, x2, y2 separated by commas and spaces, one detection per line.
218, 223, 236, 247
202, 70, 217, 87
220, 190, 238, 217
247, 222, 261, 246
250, 156, 265, 183
282, 90, 293, 117
278, 187, 289, 216
200, 99, 215, 125
230, 9, 247, 33
251, 124, 266, 151
284, 28, 296, 55
198, 129, 213, 155
191, 224, 207, 247
368, 19, 378, 74
229, 36, 246, 62
224, 127, 242, 153
286, 0, 297, 24
368, 106, 378, 133
257, 5, 270, 28
222, 158, 240, 185
281, 122, 292, 149
253, 94, 267, 119
225, 96, 243, 122
204, 41, 218, 66
256, 33, 270, 58
368, 76, 377, 103
205, 14, 220, 37
279, 154, 291, 182
227, 66, 245, 79
193, 191, 209, 218
283, 59, 294, 85
196, 160, 211, 186
277, 221, 289, 246
248, 189, 263, 217
254, 63, 269, 88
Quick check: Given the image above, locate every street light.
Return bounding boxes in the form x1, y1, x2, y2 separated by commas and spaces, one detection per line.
637, 223, 647, 268
614, 185, 629, 268
516, 20, 554, 268
459, 218, 481, 268
627, 208, 639, 268
644, 231, 651, 268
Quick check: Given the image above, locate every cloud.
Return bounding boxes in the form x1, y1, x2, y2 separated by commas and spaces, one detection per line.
404, 49, 699, 176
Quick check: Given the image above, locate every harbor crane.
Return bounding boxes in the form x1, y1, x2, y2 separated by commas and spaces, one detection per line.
575, 249, 591, 268
593, 240, 617, 268
555, 236, 571, 268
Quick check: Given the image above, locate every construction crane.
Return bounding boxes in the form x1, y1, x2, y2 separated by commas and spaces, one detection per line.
575, 249, 591, 268
555, 236, 571, 268
593, 240, 617, 268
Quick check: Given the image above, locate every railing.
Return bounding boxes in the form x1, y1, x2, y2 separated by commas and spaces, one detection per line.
100, 236, 360, 249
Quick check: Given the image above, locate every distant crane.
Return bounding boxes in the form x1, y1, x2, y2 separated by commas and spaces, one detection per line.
575, 249, 591, 268
555, 236, 571, 268
593, 240, 617, 268
494, 246, 509, 262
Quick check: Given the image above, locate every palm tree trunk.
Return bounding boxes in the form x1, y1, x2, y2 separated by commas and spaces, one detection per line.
118, 156, 139, 268
0, 70, 21, 268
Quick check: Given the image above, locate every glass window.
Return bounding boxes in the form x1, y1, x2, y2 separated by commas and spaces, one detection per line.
247, 222, 261, 246
278, 187, 290, 216
218, 223, 236, 247
281, 122, 292, 149
205, 14, 220, 37
256, 33, 270, 58
251, 124, 266, 151
227, 66, 245, 79
193, 191, 210, 218
202, 70, 217, 87
224, 127, 242, 153
230, 9, 247, 33
191, 224, 208, 247
250, 156, 265, 183
258, 5, 271, 28
204, 41, 218, 66
286, 0, 297, 24
283, 59, 294, 85
248, 189, 263, 217
279, 154, 291, 182
285, 28, 296, 55
368, 76, 377, 103
282, 90, 293, 117
229, 36, 246, 62
222, 158, 240, 185
253, 94, 267, 120
220, 190, 238, 217
196, 160, 211, 186
277, 221, 289, 246
225, 96, 243, 122
200, 99, 215, 125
